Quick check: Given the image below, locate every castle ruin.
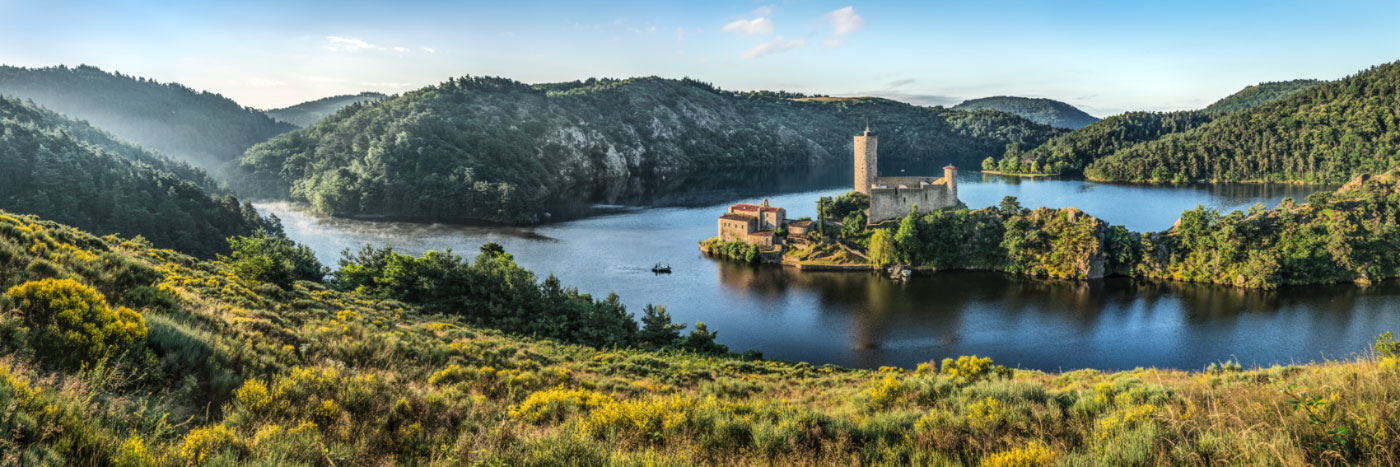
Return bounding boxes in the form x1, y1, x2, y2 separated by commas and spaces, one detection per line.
854, 125, 960, 223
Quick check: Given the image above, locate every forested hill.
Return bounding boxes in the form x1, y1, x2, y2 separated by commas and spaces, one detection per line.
1086, 61, 1400, 183
1203, 79, 1323, 114
264, 91, 388, 127
984, 110, 1214, 175
0, 65, 296, 171
0, 95, 276, 257
234, 76, 1059, 223
953, 96, 1099, 129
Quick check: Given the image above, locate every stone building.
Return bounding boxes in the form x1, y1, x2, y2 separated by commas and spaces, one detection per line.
716, 199, 787, 247
853, 125, 960, 223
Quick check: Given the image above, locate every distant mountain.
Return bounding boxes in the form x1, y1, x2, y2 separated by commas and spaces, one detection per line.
1087, 62, 1400, 183
1203, 79, 1323, 114
264, 92, 387, 127
0, 64, 295, 171
0, 95, 276, 257
233, 76, 1060, 224
953, 96, 1099, 129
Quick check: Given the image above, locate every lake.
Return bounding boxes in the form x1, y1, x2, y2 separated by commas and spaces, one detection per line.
258, 169, 1400, 372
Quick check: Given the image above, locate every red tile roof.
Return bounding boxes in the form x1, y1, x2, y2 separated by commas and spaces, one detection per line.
719, 213, 754, 221
748, 230, 775, 237
731, 203, 781, 213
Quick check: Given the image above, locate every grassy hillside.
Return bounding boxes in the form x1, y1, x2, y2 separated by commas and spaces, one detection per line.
0, 96, 276, 258
263, 92, 387, 127
1, 210, 1398, 465
233, 76, 1060, 224
1087, 62, 1400, 183
0, 65, 295, 171
1204, 79, 1323, 114
954, 96, 1100, 129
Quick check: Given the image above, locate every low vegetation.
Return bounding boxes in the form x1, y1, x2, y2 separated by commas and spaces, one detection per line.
0, 210, 1398, 465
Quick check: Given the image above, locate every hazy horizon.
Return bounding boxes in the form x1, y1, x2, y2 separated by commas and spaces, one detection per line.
3, 0, 1397, 116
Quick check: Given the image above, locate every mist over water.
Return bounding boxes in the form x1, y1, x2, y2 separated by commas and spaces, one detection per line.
259, 168, 1397, 371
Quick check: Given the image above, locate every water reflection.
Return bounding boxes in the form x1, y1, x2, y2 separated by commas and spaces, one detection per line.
260, 169, 1389, 372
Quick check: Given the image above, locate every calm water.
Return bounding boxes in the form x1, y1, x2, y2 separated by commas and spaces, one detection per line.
258, 171, 1400, 371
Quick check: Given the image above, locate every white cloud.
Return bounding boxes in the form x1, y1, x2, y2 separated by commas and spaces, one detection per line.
326, 36, 377, 51
742, 37, 804, 59
421, 47, 436, 54
821, 6, 866, 47
722, 17, 775, 35
675, 28, 686, 41
325, 36, 423, 54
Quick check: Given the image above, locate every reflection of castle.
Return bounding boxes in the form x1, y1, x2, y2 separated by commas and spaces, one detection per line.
854, 125, 960, 223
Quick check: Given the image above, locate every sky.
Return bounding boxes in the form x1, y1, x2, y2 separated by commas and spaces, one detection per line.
1, 0, 1397, 116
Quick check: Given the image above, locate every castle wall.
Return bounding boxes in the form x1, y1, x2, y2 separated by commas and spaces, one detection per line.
868, 184, 958, 224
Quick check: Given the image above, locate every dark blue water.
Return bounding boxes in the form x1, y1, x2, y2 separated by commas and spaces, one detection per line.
259, 171, 1400, 371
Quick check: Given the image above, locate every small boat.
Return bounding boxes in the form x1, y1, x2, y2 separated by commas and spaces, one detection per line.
651, 263, 672, 274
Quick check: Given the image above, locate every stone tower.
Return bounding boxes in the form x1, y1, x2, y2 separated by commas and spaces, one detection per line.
943, 164, 959, 199
853, 123, 877, 194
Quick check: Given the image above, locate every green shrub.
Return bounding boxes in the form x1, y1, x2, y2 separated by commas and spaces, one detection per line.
220, 234, 325, 288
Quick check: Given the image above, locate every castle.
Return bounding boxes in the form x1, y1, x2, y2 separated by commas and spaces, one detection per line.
854, 125, 960, 223
716, 199, 786, 248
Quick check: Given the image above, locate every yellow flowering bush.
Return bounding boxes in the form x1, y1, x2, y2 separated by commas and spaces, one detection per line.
866, 374, 906, 410
5, 278, 148, 368
510, 387, 615, 423
585, 395, 694, 444
941, 355, 1010, 384
178, 424, 240, 464
979, 441, 1057, 467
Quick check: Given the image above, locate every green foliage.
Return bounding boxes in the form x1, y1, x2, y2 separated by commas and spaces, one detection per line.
638, 304, 685, 349
0, 64, 295, 169
0, 95, 278, 258
993, 110, 1215, 176
868, 229, 897, 268
953, 95, 1099, 129
701, 239, 761, 264
1087, 62, 1400, 183
4, 278, 148, 369
1203, 79, 1323, 114
334, 242, 650, 349
220, 234, 325, 288
235, 77, 1057, 223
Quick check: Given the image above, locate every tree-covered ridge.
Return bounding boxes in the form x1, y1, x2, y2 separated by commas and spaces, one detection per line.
983, 110, 1215, 175
953, 96, 1100, 129
2, 210, 1400, 465
234, 75, 1060, 224
0, 64, 296, 171
0, 96, 275, 258
831, 167, 1400, 289
1086, 62, 1400, 183
1203, 79, 1323, 114
263, 92, 388, 127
